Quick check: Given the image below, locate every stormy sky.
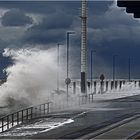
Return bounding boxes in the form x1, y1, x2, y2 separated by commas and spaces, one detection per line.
0, 1, 140, 79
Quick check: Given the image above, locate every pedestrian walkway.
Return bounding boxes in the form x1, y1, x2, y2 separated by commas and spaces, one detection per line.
0, 111, 77, 138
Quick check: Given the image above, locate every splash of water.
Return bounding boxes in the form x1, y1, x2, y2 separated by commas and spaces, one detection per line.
0, 47, 66, 110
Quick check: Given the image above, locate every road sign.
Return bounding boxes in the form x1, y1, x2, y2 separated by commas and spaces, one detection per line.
65, 78, 71, 85
100, 74, 105, 81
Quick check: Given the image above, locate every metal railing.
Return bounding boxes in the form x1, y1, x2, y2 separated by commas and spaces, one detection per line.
79, 93, 94, 105
0, 102, 52, 133
0, 80, 140, 133
71, 79, 140, 95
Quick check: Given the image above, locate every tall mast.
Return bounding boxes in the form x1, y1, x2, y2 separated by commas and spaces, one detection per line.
81, 0, 88, 94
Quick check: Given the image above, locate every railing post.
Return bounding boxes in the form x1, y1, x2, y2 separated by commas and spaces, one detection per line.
73, 82, 76, 94
47, 103, 50, 114
91, 94, 93, 103
135, 81, 137, 87
39, 105, 41, 116
34, 107, 37, 117
115, 81, 118, 89
12, 114, 14, 126
7, 116, 9, 130
21, 110, 24, 123
111, 81, 114, 90
1, 118, 4, 132
88, 94, 90, 103
94, 81, 96, 94
119, 81, 122, 89
17, 112, 19, 125
26, 109, 28, 120
43, 104, 45, 115
106, 81, 108, 91
100, 81, 104, 94
87, 82, 90, 93
31, 107, 33, 119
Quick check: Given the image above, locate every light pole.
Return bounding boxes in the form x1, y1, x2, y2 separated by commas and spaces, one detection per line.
113, 55, 117, 82
90, 50, 96, 93
128, 57, 131, 82
66, 31, 75, 102
57, 43, 63, 92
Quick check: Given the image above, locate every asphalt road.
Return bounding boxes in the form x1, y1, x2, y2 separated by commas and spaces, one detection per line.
29, 94, 140, 139
1, 94, 140, 139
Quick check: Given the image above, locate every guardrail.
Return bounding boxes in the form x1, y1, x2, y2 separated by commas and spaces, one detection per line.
0, 102, 52, 133
79, 93, 94, 105
71, 80, 140, 95
1, 80, 140, 133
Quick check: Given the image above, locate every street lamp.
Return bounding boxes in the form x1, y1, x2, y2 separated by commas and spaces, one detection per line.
90, 50, 96, 93
66, 31, 75, 102
128, 57, 131, 82
113, 55, 118, 82
57, 43, 63, 92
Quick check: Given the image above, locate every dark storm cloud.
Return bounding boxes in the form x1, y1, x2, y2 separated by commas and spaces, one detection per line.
24, 27, 66, 44
89, 3, 139, 29
0, 1, 115, 45
21, 1, 114, 45
24, 16, 72, 44
1, 9, 33, 27
88, 1, 113, 15
23, 7, 75, 44
0, 1, 140, 78
87, 3, 140, 48
0, 1, 56, 14
0, 1, 80, 15
36, 12, 74, 30
0, 1, 109, 15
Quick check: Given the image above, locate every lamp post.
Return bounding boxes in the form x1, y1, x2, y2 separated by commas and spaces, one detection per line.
57, 43, 63, 92
128, 57, 131, 82
66, 31, 75, 102
113, 55, 118, 82
90, 50, 96, 93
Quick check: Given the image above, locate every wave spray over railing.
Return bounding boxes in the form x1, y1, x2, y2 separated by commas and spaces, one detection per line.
0, 48, 140, 134
1, 79, 140, 133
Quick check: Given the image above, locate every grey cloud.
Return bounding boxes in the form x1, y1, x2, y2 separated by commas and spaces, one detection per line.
0, 27, 27, 50
0, 1, 116, 45
37, 12, 74, 30
87, 3, 140, 47
0, 1, 103, 15
1, 9, 33, 27
24, 28, 66, 44
89, 3, 139, 29
23, 10, 75, 44
0, 1, 78, 15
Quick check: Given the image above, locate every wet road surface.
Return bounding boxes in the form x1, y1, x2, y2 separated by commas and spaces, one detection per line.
31, 94, 140, 139
1, 94, 140, 139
